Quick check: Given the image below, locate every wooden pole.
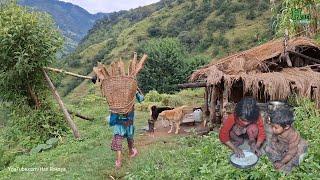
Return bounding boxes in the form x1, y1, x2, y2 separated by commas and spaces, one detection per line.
44, 67, 92, 80
42, 69, 81, 139
220, 81, 228, 124
288, 50, 320, 64
177, 82, 207, 89
204, 87, 209, 114
209, 86, 216, 127
68, 110, 94, 121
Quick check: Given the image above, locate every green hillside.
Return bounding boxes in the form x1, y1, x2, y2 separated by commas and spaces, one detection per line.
59, 0, 274, 95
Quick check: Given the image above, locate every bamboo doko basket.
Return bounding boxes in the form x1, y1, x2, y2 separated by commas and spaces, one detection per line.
93, 53, 147, 114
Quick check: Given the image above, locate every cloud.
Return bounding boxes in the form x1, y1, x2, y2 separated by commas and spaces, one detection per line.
60, 0, 160, 14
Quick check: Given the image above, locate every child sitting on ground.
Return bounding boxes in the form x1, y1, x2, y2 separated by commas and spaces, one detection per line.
265, 108, 308, 173
222, 102, 236, 123
219, 97, 266, 157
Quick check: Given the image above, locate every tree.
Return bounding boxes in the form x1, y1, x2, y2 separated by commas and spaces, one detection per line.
185, 55, 211, 77
0, 3, 63, 107
137, 38, 187, 94
147, 26, 162, 37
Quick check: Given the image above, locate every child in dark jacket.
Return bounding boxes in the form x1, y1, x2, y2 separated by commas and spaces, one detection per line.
265, 108, 308, 173
219, 98, 266, 157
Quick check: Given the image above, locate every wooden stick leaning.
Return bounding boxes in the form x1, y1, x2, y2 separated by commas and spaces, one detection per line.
42, 69, 81, 139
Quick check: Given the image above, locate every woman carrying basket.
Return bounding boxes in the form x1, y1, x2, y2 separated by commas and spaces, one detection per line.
108, 91, 144, 168
92, 53, 148, 168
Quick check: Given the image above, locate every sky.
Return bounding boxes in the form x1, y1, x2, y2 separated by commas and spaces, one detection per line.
59, 0, 160, 14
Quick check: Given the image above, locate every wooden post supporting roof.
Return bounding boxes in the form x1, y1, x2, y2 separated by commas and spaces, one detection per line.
177, 82, 207, 89
220, 81, 228, 124
209, 86, 216, 126
43, 69, 81, 139
204, 87, 209, 115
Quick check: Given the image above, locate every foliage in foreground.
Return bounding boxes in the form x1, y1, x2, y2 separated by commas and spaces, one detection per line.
272, 0, 319, 36
126, 98, 320, 179
0, 3, 66, 153
5, 103, 67, 149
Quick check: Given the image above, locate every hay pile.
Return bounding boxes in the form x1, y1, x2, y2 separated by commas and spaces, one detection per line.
93, 53, 148, 114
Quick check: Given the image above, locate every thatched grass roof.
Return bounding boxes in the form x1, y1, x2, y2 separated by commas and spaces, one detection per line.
190, 37, 320, 107
191, 37, 319, 80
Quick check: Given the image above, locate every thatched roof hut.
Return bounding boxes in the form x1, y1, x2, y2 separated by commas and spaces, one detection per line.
185, 37, 320, 124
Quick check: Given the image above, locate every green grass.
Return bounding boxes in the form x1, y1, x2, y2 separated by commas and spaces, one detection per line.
0, 100, 183, 179
0, 89, 319, 179
0, 87, 192, 179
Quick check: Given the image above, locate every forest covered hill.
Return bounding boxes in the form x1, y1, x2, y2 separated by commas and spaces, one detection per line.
59, 0, 274, 95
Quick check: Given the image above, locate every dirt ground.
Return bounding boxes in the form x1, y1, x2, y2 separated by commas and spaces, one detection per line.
135, 121, 212, 147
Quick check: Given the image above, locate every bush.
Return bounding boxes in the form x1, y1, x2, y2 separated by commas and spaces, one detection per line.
246, 9, 256, 20
0, 2, 67, 151
216, 1, 245, 16
212, 34, 229, 48
137, 38, 188, 94
5, 103, 67, 149
178, 31, 202, 52
0, 148, 15, 171
144, 90, 163, 102
161, 94, 185, 107
185, 55, 211, 77
207, 14, 236, 33
67, 59, 81, 68
135, 101, 156, 112
147, 26, 162, 37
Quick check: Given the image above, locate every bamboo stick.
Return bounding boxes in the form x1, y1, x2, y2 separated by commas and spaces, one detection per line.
133, 54, 148, 76
42, 69, 81, 139
44, 67, 92, 80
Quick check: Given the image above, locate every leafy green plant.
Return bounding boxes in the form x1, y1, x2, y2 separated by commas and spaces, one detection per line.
5, 102, 67, 149
161, 94, 185, 107
30, 138, 59, 154
272, 0, 318, 36
144, 90, 163, 102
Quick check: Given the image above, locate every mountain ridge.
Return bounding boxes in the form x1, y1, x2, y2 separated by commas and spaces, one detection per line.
19, 0, 108, 54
